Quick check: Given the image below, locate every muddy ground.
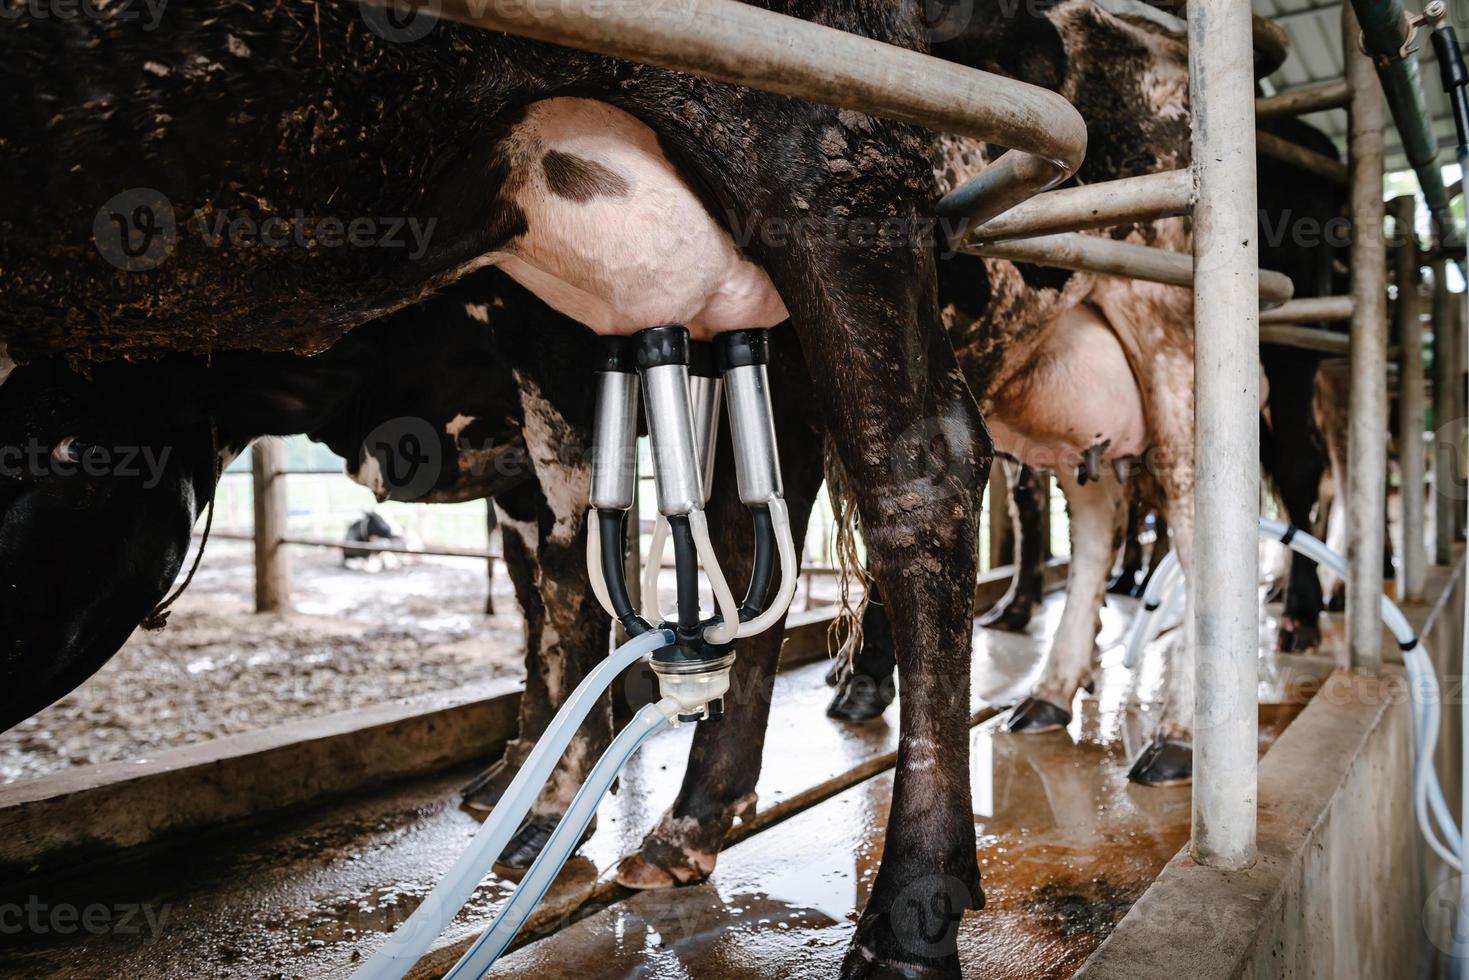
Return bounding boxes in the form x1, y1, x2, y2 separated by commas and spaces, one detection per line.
0, 540, 527, 783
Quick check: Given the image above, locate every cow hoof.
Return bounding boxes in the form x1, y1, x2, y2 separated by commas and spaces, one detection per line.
827, 673, 895, 722
1127, 737, 1193, 787
492, 815, 595, 875
1107, 573, 1138, 596
460, 759, 517, 813
1325, 584, 1346, 613
1004, 697, 1071, 734
840, 908, 966, 979
1262, 580, 1286, 605
978, 602, 1034, 634
1275, 616, 1321, 653
615, 844, 719, 890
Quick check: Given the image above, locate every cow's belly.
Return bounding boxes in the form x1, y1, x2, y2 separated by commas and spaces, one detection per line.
987, 304, 1148, 469
488, 98, 788, 339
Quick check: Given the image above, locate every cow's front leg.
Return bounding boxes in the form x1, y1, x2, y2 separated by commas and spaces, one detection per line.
461, 481, 554, 813
619, 340, 824, 887
462, 369, 614, 871
978, 461, 1049, 632
1005, 466, 1126, 733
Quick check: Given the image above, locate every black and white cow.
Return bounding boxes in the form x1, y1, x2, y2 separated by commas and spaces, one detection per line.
824, 1, 1346, 789
2, 3, 993, 973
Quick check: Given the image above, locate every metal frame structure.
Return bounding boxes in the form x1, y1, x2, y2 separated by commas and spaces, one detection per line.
354, 0, 1464, 874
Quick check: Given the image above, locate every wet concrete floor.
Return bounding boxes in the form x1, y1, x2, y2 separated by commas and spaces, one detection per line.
0, 594, 1337, 979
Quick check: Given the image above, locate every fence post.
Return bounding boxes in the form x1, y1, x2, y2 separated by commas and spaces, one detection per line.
252, 440, 291, 613
1392, 197, 1427, 599
1345, 0, 1388, 670
1187, 0, 1261, 870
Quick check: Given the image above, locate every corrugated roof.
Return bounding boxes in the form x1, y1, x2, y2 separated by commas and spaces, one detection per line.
1255, 0, 1460, 173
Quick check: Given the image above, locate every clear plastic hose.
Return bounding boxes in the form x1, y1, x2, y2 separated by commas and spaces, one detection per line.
1122, 548, 1183, 669
350, 628, 675, 980
1128, 518, 1462, 872
444, 697, 679, 978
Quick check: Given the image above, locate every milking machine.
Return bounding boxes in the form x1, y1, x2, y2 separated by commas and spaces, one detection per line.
1123, 518, 1466, 891
353, 325, 796, 979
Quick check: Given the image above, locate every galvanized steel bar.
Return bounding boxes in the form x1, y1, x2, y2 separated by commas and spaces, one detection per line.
1255, 79, 1352, 118
1187, 0, 1261, 871
379, 0, 1088, 229
1255, 129, 1350, 185
1432, 259, 1457, 565
965, 233, 1293, 309
965, 170, 1193, 243
1259, 296, 1355, 324
1259, 325, 1353, 356
1392, 197, 1427, 599
1345, 1, 1390, 671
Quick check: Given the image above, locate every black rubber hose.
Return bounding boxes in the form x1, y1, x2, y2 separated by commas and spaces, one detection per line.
668, 515, 703, 631
598, 509, 650, 636
739, 504, 776, 620
1433, 26, 1469, 149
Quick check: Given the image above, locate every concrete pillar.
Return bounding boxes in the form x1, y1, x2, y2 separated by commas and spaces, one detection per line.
1186, 0, 1261, 870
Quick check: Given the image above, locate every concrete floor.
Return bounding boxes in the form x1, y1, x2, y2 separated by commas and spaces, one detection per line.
0, 593, 1337, 979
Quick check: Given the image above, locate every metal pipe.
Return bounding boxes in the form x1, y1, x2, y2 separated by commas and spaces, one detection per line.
1259, 295, 1355, 324
1392, 196, 1428, 599
1255, 79, 1352, 118
1259, 325, 1352, 356
1255, 130, 1349, 185
1434, 261, 1463, 562
388, 0, 1087, 228
964, 233, 1294, 309
965, 170, 1193, 243
1345, 0, 1390, 672
1187, 0, 1260, 871
1346, 0, 1455, 240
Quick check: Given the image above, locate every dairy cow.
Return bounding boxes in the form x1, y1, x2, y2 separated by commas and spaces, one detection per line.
0, 3, 992, 972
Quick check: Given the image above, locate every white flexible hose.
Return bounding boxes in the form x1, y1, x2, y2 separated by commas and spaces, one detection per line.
734, 497, 799, 639
1123, 549, 1184, 669
1129, 518, 1463, 873
350, 628, 674, 980
444, 697, 679, 978
642, 514, 671, 623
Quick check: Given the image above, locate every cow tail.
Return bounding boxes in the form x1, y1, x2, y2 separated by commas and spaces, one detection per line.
822, 438, 868, 676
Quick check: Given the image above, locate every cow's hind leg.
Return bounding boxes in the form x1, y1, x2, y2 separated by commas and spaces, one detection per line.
827, 583, 899, 722
1263, 348, 1326, 651
617, 338, 825, 888
1006, 466, 1126, 733
979, 462, 1048, 631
